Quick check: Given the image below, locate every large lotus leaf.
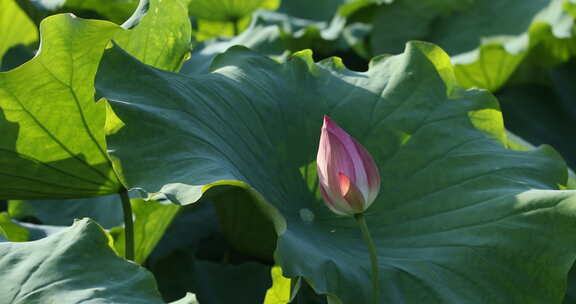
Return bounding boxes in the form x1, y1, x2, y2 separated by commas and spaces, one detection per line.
111, 198, 181, 264
0, 218, 196, 303
97, 41, 576, 302
0, 0, 193, 200
0, 14, 124, 199
363, 0, 576, 91
0, 0, 37, 68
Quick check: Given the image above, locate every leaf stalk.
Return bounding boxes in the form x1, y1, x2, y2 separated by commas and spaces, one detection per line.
355, 212, 380, 304
119, 190, 135, 261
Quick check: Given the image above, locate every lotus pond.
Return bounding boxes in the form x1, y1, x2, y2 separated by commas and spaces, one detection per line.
1, 0, 576, 303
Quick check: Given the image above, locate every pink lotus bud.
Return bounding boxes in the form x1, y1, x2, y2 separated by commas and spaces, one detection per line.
316, 116, 381, 216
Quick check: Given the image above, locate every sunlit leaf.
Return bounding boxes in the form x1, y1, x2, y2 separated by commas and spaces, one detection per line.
0, 15, 123, 199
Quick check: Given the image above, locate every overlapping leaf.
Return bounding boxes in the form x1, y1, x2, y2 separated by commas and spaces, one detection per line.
0, 218, 196, 303
0, 0, 192, 200
0, 15, 123, 199
6, 195, 179, 264
357, 0, 576, 91
97, 41, 576, 302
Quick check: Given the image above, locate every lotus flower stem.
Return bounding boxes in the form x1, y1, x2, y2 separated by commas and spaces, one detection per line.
355, 212, 380, 304
119, 190, 135, 261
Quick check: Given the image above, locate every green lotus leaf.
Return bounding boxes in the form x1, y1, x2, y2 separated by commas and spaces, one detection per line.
0, 0, 37, 68
362, 0, 576, 91
0, 218, 195, 303
0, 15, 124, 200
8, 195, 178, 264
97, 42, 576, 303
0, 0, 192, 200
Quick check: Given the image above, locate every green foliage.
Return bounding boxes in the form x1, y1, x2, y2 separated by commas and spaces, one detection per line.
97, 41, 576, 302
2, 0, 576, 302
0, 15, 123, 199
349, 0, 576, 91
0, 218, 195, 303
